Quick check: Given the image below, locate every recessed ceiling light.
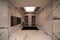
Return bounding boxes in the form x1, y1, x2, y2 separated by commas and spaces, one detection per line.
24, 7, 36, 12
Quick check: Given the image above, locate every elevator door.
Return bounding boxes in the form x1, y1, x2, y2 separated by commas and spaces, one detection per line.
24, 16, 29, 26
31, 16, 36, 26
24, 15, 36, 26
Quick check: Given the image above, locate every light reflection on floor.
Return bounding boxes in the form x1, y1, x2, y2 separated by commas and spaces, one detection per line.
9, 29, 51, 40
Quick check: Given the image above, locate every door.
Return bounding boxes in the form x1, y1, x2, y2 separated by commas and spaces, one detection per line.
24, 16, 29, 26
31, 16, 36, 26
24, 15, 36, 26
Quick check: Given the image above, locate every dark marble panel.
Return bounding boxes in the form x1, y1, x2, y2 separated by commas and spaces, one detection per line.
53, 17, 60, 20
11, 16, 21, 27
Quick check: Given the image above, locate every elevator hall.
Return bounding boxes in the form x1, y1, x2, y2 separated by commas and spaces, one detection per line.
0, 0, 60, 40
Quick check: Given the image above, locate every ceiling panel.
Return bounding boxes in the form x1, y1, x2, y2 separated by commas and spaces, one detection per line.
9, 0, 51, 7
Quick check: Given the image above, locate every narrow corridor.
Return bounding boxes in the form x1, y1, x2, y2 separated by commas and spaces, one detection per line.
0, 0, 60, 40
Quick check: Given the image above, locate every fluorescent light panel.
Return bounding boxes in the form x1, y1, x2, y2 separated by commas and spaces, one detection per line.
24, 7, 36, 12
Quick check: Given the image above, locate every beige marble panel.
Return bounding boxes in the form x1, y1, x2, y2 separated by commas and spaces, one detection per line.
10, 0, 50, 7
36, 3, 53, 36
0, 28, 8, 40
8, 3, 22, 36
9, 29, 51, 40
0, 1, 8, 27
53, 0, 60, 39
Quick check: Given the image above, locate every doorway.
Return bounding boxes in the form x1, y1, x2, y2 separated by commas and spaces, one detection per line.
22, 15, 38, 30
24, 15, 36, 26
31, 16, 36, 26
24, 16, 29, 26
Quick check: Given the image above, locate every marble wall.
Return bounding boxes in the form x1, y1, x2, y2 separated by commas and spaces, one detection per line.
0, 0, 8, 27
0, 0, 8, 40
0, 0, 22, 40
0, 0, 60, 40
36, 0, 60, 40
36, 2, 53, 36
53, 0, 60, 39
8, 2, 22, 36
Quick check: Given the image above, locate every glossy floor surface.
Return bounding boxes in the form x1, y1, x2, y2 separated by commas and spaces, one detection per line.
9, 28, 52, 40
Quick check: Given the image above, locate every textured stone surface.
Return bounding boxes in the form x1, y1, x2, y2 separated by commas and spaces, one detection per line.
0, 0, 8, 27
9, 29, 51, 40
9, 0, 50, 7
0, 28, 8, 40
36, 3, 53, 36
53, 0, 60, 39
8, 3, 22, 36
0, 1, 8, 40
0, 0, 60, 40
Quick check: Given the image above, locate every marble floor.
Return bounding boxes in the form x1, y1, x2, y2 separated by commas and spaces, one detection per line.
9, 28, 52, 40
